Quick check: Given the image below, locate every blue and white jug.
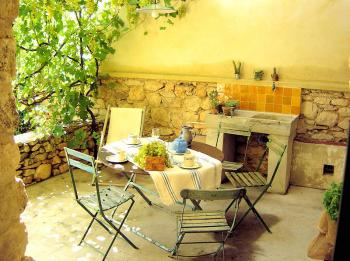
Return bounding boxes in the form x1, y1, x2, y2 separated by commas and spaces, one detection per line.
171, 137, 188, 154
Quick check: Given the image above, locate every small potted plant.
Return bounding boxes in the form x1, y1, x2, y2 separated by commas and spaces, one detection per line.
134, 141, 172, 171
233, 60, 242, 79
222, 100, 239, 116
254, 69, 264, 81
271, 67, 279, 81
208, 90, 222, 114
308, 182, 342, 260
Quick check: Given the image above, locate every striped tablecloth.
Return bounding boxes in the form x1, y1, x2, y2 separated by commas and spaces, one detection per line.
103, 138, 222, 205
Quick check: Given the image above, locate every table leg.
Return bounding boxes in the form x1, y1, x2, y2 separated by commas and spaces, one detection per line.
123, 172, 154, 206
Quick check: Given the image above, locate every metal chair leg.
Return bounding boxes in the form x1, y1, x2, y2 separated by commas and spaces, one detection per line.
103, 231, 120, 261
232, 194, 271, 233
171, 232, 185, 256
102, 200, 138, 250
244, 195, 271, 233
79, 212, 98, 245
225, 198, 237, 213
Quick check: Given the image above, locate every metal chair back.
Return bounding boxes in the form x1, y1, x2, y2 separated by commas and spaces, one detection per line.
257, 136, 287, 187
180, 188, 246, 202
65, 147, 104, 213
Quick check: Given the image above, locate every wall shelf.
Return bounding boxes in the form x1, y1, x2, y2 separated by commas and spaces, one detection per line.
105, 71, 350, 92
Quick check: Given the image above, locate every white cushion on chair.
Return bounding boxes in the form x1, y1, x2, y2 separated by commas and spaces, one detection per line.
106, 107, 144, 144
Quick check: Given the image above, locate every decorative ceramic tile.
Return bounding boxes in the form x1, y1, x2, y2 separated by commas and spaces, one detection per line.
224, 84, 301, 115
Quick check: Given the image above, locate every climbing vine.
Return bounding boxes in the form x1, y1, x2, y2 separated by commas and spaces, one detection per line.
14, 0, 188, 143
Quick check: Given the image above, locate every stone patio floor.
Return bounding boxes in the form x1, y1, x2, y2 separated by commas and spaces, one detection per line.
23, 168, 324, 260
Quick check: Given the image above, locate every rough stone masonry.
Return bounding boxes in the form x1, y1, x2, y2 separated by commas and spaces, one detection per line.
0, 1, 30, 260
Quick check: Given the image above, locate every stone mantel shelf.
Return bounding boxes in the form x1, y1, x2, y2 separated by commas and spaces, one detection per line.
104, 71, 350, 92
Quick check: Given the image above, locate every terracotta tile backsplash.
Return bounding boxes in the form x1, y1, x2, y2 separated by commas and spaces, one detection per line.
224, 84, 301, 115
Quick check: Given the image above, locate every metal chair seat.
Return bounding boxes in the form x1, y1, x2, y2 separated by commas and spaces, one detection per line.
225, 171, 266, 187
222, 161, 243, 171
79, 186, 134, 211
176, 210, 230, 233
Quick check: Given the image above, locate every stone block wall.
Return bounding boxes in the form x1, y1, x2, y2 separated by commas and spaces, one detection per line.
297, 89, 350, 143
0, 1, 30, 260
94, 78, 216, 140
95, 77, 350, 144
15, 123, 97, 186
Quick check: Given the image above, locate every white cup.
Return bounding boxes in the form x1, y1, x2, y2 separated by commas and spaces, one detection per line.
183, 153, 195, 167
128, 134, 139, 144
115, 150, 126, 162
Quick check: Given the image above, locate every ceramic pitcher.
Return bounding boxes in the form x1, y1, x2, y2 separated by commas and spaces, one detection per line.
180, 125, 194, 147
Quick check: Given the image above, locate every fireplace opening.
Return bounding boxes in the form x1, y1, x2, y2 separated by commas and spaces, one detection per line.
222, 132, 269, 177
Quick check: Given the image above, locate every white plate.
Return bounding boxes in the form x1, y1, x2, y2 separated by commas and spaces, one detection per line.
106, 155, 128, 163
179, 163, 202, 169
123, 139, 141, 146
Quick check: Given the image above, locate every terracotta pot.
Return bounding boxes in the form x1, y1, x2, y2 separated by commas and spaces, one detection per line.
307, 211, 337, 260
210, 108, 218, 114
222, 106, 236, 116
144, 156, 165, 171
215, 104, 223, 114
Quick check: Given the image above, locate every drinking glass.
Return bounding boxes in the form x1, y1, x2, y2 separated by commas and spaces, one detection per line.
151, 128, 160, 140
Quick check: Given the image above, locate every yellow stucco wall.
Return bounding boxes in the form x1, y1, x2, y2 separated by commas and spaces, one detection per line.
101, 0, 350, 90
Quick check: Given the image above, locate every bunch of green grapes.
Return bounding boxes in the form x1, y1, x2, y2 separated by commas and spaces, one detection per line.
112, 0, 127, 6
138, 0, 152, 7
134, 141, 171, 168
65, 0, 80, 11
86, 0, 97, 14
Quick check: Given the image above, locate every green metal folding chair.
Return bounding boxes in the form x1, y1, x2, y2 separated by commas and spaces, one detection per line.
64, 147, 138, 261
172, 188, 246, 260
215, 121, 251, 171
225, 136, 287, 233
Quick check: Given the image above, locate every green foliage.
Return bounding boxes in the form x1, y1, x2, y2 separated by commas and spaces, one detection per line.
68, 129, 88, 149
225, 100, 239, 107
232, 60, 242, 74
92, 131, 101, 147
208, 90, 219, 108
14, 0, 187, 137
323, 182, 343, 220
15, 109, 33, 134
254, 70, 264, 80
134, 141, 171, 168
14, 0, 126, 136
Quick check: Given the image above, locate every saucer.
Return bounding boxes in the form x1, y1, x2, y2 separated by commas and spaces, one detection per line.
168, 149, 188, 155
179, 163, 201, 169
106, 155, 128, 163
124, 139, 141, 145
